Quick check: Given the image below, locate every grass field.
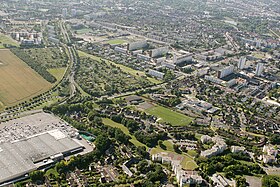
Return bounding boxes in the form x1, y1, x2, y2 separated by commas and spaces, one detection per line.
48, 67, 66, 83
145, 106, 193, 126
75, 28, 93, 34
107, 39, 126, 45
0, 50, 52, 108
78, 51, 161, 84
0, 34, 19, 48
102, 118, 146, 148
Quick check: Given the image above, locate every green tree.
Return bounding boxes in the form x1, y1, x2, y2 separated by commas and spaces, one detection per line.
29, 170, 45, 183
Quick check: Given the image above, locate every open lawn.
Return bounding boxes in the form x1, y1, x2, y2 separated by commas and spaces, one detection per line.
75, 28, 93, 34
0, 50, 52, 108
107, 39, 126, 45
0, 34, 19, 48
102, 118, 146, 148
145, 105, 193, 126
150, 144, 198, 170
48, 67, 66, 83
78, 51, 161, 84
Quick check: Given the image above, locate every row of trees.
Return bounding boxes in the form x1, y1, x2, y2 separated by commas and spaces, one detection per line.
134, 130, 167, 148
11, 48, 57, 83
110, 114, 168, 147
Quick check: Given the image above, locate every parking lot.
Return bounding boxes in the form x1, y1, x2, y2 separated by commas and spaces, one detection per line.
0, 112, 77, 143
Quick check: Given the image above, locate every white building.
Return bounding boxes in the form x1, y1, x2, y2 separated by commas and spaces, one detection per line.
263, 155, 276, 164
152, 153, 203, 187
218, 66, 234, 79
114, 46, 127, 54
127, 40, 147, 51
201, 136, 227, 158
148, 69, 165, 79
62, 8, 68, 17
263, 145, 278, 157
150, 47, 169, 58
205, 76, 223, 84
238, 57, 246, 70
231, 146, 246, 153
255, 63, 264, 76
201, 135, 212, 144
71, 9, 77, 17
262, 145, 278, 164
173, 53, 192, 65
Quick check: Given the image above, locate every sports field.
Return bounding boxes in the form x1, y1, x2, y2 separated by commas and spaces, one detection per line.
145, 105, 193, 126
107, 39, 126, 45
0, 50, 52, 108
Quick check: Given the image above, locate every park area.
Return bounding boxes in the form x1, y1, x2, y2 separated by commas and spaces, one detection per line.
78, 51, 161, 84
0, 50, 51, 110
102, 118, 146, 147
76, 51, 157, 96
145, 105, 193, 126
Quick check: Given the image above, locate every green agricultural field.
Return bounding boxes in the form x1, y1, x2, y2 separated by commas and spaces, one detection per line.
102, 118, 146, 148
78, 51, 161, 84
0, 34, 19, 48
107, 39, 126, 45
145, 106, 193, 126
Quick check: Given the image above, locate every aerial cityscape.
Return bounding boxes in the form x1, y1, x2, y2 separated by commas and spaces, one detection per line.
0, 0, 279, 186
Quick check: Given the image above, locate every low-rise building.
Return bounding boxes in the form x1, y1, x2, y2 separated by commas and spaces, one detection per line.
231, 146, 246, 153
201, 136, 227, 158
201, 135, 212, 144
148, 69, 165, 79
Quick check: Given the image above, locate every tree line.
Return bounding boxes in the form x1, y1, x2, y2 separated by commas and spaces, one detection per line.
11, 48, 57, 83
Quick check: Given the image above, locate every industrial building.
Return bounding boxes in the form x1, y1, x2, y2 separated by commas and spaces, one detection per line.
0, 113, 93, 186
0, 129, 85, 185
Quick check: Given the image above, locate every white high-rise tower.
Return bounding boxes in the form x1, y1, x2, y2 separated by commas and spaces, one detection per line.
238, 57, 246, 70
255, 63, 264, 76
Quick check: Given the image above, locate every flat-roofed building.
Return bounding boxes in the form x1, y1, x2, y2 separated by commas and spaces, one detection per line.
148, 69, 165, 79
0, 129, 86, 185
